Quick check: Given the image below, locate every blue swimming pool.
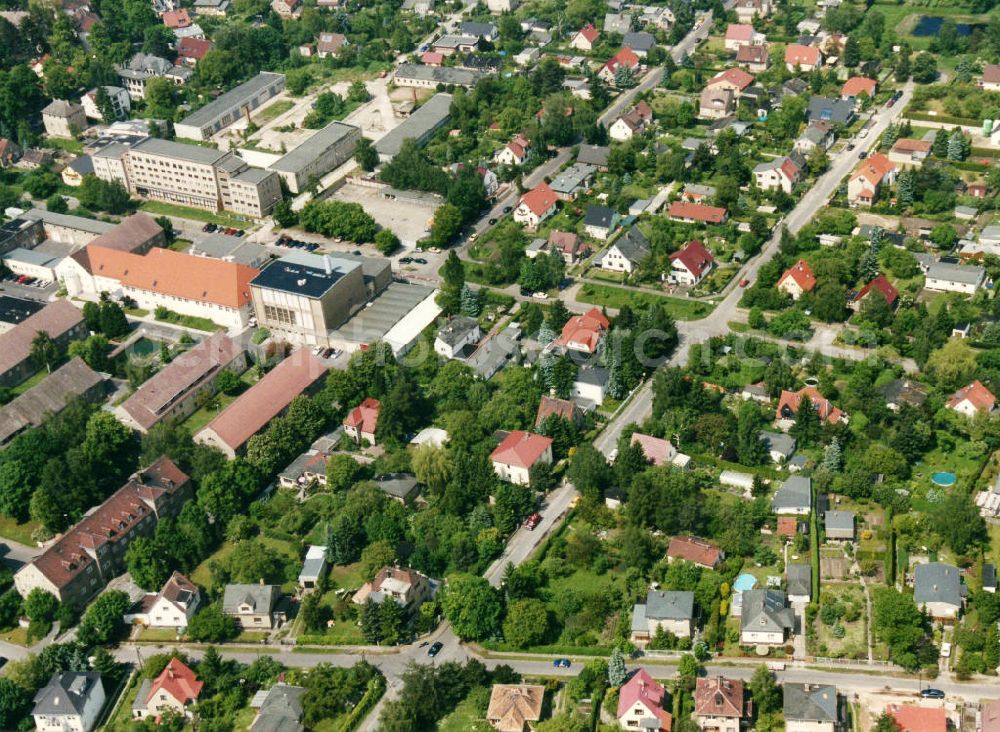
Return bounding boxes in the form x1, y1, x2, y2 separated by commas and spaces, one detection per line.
931, 471, 957, 487
733, 574, 757, 593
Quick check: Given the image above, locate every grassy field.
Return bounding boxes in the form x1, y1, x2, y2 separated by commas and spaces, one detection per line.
255, 99, 295, 124
0, 516, 40, 545
153, 308, 223, 333
139, 200, 249, 228
576, 282, 713, 320
191, 541, 237, 590
438, 688, 492, 731
180, 369, 257, 433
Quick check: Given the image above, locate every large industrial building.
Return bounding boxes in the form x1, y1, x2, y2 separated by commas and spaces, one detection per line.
375, 93, 452, 162
269, 121, 362, 193
174, 72, 286, 141
92, 137, 282, 217
250, 252, 376, 346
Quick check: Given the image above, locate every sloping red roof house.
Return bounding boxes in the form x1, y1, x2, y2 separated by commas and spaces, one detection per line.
669, 239, 715, 284
841, 76, 877, 99
694, 677, 747, 720
668, 536, 723, 569
600, 47, 641, 81
785, 43, 822, 69
776, 386, 847, 424
491, 431, 553, 484
887, 705, 947, 732
617, 669, 672, 731
344, 397, 380, 443
777, 260, 816, 299
852, 274, 898, 309
947, 380, 997, 416
706, 67, 755, 92
555, 307, 610, 353
514, 182, 559, 228
177, 37, 213, 63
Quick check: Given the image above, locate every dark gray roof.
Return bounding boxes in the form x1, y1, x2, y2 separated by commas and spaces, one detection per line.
806, 95, 855, 125
436, 316, 480, 347
926, 261, 986, 286
550, 163, 595, 195
985, 564, 997, 590
786, 564, 811, 598
0, 358, 105, 445
824, 511, 854, 532
179, 72, 285, 129
251, 253, 360, 299
575, 365, 609, 386
741, 589, 794, 634
760, 430, 795, 458
68, 155, 95, 175
623, 31, 656, 51
772, 475, 811, 512
223, 584, 281, 614
784, 684, 838, 722
644, 589, 694, 620
460, 21, 496, 38
131, 136, 228, 165
577, 144, 610, 167
375, 473, 421, 501
584, 205, 616, 229
613, 226, 650, 264
32, 672, 103, 717
394, 63, 482, 87
376, 93, 452, 158
782, 78, 808, 96
250, 683, 305, 732
914, 562, 962, 608
878, 378, 927, 408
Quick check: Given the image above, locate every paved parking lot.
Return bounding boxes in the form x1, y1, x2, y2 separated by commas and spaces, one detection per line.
332, 183, 439, 245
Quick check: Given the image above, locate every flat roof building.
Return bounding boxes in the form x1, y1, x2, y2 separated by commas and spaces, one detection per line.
375, 93, 452, 161
118, 332, 247, 433
175, 72, 286, 141
392, 63, 483, 89
269, 121, 361, 193
195, 349, 328, 458
250, 253, 370, 347
189, 233, 270, 267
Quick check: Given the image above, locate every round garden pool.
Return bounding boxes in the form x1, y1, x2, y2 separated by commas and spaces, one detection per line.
931, 471, 957, 487
733, 574, 757, 593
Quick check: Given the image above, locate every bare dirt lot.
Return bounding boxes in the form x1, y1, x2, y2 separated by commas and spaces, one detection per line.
332, 182, 440, 244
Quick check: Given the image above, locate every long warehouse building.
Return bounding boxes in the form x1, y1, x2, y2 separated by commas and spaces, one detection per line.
375, 92, 452, 162
175, 72, 286, 141
269, 121, 362, 193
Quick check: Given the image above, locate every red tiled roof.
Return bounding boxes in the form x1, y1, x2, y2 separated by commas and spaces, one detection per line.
725, 24, 754, 42
778, 260, 816, 293
851, 152, 895, 188
947, 380, 996, 413
162, 9, 191, 27
147, 658, 203, 708
535, 396, 579, 427
630, 432, 675, 466
736, 45, 769, 64
344, 397, 380, 434
854, 274, 898, 306
604, 47, 640, 73
548, 230, 580, 254
491, 430, 553, 470
707, 67, 755, 90
777, 516, 799, 536
518, 182, 559, 218
981, 700, 1000, 732
177, 37, 213, 60
577, 23, 599, 43
86, 247, 258, 310
421, 51, 444, 65
668, 536, 722, 568
983, 64, 1000, 84
887, 705, 947, 732
669, 201, 727, 224
670, 239, 715, 279
776, 386, 846, 424
200, 350, 328, 452
695, 677, 745, 718
555, 307, 610, 352
785, 43, 821, 66
891, 138, 932, 154
841, 76, 876, 98
617, 668, 671, 726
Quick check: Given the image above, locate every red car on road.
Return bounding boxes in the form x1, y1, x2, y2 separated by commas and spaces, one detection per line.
524, 513, 542, 530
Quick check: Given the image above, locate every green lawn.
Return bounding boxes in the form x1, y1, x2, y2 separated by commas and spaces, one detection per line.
576, 282, 713, 320
255, 99, 295, 124
815, 585, 868, 660
328, 562, 367, 592
0, 516, 40, 546
135, 627, 184, 642
103, 674, 143, 732
125, 307, 150, 317
42, 137, 84, 154
190, 541, 237, 591
179, 392, 239, 434
438, 689, 492, 732
153, 308, 223, 333
9, 368, 50, 398
139, 200, 249, 228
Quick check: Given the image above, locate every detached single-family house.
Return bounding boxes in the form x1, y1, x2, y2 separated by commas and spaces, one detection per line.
631, 432, 691, 470
668, 202, 728, 225
578, 144, 610, 170
624, 31, 656, 56
487, 685, 545, 732
850, 274, 898, 311
981, 63, 1000, 91
554, 307, 609, 354
617, 669, 672, 732
879, 378, 928, 412
222, 584, 284, 629
32, 672, 105, 732
316, 32, 347, 57
604, 12, 632, 34
668, 239, 715, 286
914, 562, 963, 621
570, 23, 599, 51
583, 205, 620, 240
736, 44, 770, 72
352, 566, 436, 611
631, 589, 696, 642
700, 87, 736, 119
924, 261, 987, 295
513, 182, 559, 230
840, 76, 877, 102
124, 572, 201, 629
772, 475, 812, 515
786, 564, 811, 603
784, 684, 839, 732
806, 95, 855, 126
824, 511, 855, 541
777, 260, 816, 300
600, 226, 650, 274
547, 231, 587, 263
491, 430, 553, 485
725, 24, 756, 52
343, 397, 380, 445
794, 121, 834, 154
42, 100, 87, 138
753, 156, 801, 194
888, 138, 932, 168
668, 535, 723, 569
249, 683, 306, 732
494, 134, 531, 166
760, 431, 796, 463
740, 589, 794, 645
610, 100, 653, 141
735, 0, 772, 23
535, 395, 582, 428
693, 677, 747, 732
785, 43, 822, 72
706, 67, 756, 94
776, 386, 847, 426
132, 658, 203, 721
549, 163, 595, 201
848, 152, 896, 207
573, 365, 609, 405
947, 379, 996, 418
598, 47, 642, 84
435, 316, 481, 359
